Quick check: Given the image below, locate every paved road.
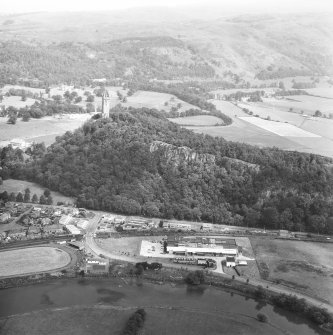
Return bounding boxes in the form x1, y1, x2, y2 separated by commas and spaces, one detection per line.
83, 213, 333, 314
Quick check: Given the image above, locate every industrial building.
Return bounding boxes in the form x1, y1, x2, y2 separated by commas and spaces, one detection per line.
65, 224, 82, 236
163, 221, 192, 231
166, 236, 238, 257
59, 215, 72, 226
85, 258, 109, 274
226, 256, 236, 267
122, 217, 153, 231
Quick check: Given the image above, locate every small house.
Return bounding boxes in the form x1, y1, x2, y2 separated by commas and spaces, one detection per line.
226, 256, 236, 267
0, 212, 11, 223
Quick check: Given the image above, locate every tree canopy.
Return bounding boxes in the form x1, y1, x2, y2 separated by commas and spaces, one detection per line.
2, 106, 333, 234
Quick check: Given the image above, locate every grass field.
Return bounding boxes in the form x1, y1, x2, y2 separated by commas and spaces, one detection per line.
0, 114, 91, 146
263, 96, 333, 116
250, 238, 333, 304
306, 88, 333, 99
0, 304, 287, 335
0, 247, 71, 277
1, 96, 36, 109
169, 115, 223, 126
1, 85, 45, 95
238, 117, 320, 137
187, 100, 333, 158
1, 179, 74, 205
123, 90, 197, 113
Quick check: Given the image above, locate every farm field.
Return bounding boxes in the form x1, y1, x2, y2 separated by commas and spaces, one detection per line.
187, 100, 333, 157
211, 87, 276, 96
250, 238, 333, 305
0, 96, 36, 109
0, 114, 91, 146
306, 87, 333, 99
1, 85, 45, 95
0, 303, 286, 335
169, 115, 223, 126
1, 179, 74, 205
237, 117, 320, 137
122, 90, 197, 113
238, 100, 333, 140
0, 247, 71, 277
262, 96, 333, 116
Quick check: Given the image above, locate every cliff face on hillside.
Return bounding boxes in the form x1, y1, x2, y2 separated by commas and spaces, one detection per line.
150, 140, 216, 168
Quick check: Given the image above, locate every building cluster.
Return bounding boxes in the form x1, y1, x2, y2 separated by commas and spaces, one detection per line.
96, 215, 159, 236
173, 257, 216, 268
0, 203, 89, 243
0, 138, 31, 150
166, 236, 240, 257
95, 214, 125, 237
122, 217, 156, 231
0, 202, 31, 224
162, 221, 192, 231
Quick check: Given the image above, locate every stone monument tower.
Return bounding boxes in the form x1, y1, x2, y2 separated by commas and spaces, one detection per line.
101, 90, 111, 118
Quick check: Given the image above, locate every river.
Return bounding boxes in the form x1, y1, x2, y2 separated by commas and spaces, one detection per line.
0, 278, 326, 335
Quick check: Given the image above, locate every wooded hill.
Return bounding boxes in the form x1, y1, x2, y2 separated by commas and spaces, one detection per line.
1, 11, 332, 81
5, 107, 333, 234
0, 38, 215, 86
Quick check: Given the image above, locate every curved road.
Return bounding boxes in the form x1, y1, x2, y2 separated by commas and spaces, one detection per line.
84, 212, 333, 314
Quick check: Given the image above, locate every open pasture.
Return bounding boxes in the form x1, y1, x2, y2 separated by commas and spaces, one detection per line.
211, 100, 249, 118
250, 238, 333, 304
306, 87, 333, 99
1, 85, 45, 95
0, 247, 71, 277
0, 114, 91, 146
238, 117, 320, 137
188, 100, 333, 158
1, 179, 74, 205
238, 101, 303, 124
263, 96, 333, 116
169, 115, 223, 126
238, 100, 333, 140
0, 301, 288, 335
122, 90, 197, 113
0, 96, 36, 109
187, 101, 310, 152
211, 87, 276, 96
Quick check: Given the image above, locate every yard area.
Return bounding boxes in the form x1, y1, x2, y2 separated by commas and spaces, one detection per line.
95, 236, 163, 258
1, 179, 74, 205
0, 246, 71, 277
250, 237, 333, 304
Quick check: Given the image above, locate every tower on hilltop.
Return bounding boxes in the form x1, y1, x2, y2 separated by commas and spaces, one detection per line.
101, 90, 111, 118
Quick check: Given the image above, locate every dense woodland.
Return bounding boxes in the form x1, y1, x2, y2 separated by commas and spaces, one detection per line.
0, 38, 215, 86
1, 107, 332, 234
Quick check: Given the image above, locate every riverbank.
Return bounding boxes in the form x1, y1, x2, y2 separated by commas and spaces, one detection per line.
0, 265, 332, 333
0, 276, 329, 335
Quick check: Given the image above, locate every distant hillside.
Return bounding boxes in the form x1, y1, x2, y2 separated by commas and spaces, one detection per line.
0, 37, 215, 86
0, 11, 332, 80
6, 106, 333, 234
